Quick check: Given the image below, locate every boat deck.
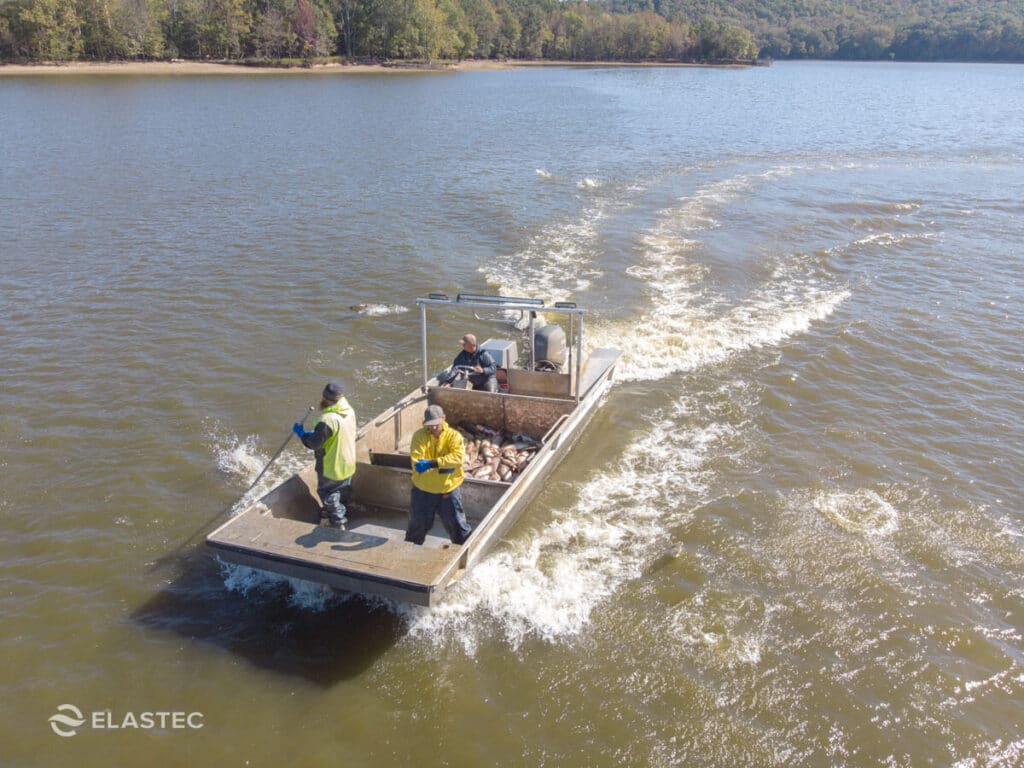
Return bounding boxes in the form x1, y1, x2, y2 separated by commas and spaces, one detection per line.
212, 502, 466, 599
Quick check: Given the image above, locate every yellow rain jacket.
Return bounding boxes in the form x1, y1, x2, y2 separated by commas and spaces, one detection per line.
410, 423, 465, 494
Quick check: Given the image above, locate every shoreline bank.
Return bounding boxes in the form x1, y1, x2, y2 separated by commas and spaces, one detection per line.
0, 59, 750, 77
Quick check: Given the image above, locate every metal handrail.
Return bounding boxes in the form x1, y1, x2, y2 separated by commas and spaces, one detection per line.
457, 293, 544, 307
418, 295, 585, 317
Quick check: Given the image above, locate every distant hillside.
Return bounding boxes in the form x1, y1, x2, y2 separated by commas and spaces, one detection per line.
2, 0, 1021, 64
609, 0, 1024, 60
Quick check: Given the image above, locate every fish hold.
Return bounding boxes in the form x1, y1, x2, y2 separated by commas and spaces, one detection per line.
459, 425, 545, 482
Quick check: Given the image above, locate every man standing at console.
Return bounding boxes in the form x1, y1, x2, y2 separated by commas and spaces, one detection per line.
406, 405, 472, 545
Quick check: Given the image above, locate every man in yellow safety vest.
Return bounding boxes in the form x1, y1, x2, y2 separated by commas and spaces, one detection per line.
294, 382, 357, 528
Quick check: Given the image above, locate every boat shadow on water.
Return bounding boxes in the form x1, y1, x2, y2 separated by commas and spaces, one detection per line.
131, 550, 406, 686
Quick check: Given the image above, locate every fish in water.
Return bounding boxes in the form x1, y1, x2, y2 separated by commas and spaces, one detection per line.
348, 303, 410, 316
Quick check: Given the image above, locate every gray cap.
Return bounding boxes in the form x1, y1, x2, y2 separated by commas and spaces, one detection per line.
423, 405, 445, 426
322, 382, 343, 403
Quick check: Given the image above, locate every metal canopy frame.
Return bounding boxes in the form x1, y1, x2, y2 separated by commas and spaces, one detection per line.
417, 293, 587, 402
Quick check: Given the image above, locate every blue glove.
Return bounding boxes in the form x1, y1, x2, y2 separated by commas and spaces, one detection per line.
415, 459, 432, 473
293, 422, 309, 438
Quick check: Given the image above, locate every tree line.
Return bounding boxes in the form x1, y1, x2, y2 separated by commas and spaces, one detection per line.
1, 0, 1021, 63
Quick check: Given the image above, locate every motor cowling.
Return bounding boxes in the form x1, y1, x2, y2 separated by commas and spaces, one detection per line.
534, 324, 567, 371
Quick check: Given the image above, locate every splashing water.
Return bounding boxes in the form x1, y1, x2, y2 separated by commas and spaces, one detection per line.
814, 489, 900, 537
398, 398, 738, 651
209, 427, 334, 605
220, 561, 341, 612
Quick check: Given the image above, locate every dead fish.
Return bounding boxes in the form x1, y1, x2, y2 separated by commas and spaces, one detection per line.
349, 303, 411, 317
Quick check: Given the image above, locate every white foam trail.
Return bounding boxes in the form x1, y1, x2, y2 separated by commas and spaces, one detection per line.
849, 232, 937, 248
576, 177, 602, 189
400, 166, 848, 643
397, 399, 735, 650
588, 172, 850, 381
535, 168, 553, 179
480, 203, 606, 301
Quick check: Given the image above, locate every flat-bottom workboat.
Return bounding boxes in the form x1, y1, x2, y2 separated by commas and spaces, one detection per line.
207, 294, 619, 606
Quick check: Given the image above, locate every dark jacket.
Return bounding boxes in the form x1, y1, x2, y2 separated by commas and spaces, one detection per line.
452, 348, 496, 376
298, 421, 334, 478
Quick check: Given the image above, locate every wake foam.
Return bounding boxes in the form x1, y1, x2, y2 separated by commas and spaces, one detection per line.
220, 561, 340, 611
849, 232, 937, 248
589, 172, 850, 382
396, 400, 734, 651
479, 203, 607, 301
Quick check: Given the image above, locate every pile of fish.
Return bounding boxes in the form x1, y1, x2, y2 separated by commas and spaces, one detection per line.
456, 423, 543, 482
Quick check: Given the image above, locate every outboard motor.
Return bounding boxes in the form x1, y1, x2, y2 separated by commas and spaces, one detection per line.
534, 324, 567, 371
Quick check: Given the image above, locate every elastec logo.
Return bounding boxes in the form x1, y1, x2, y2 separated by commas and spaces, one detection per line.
48, 704, 204, 737
48, 704, 87, 737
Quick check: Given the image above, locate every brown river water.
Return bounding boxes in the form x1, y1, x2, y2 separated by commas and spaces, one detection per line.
1, 62, 1022, 766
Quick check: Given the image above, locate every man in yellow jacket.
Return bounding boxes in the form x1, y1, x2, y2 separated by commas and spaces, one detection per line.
406, 405, 472, 545
294, 382, 357, 528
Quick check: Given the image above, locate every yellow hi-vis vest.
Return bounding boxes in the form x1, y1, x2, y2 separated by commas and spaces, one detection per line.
315, 397, 356, 481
